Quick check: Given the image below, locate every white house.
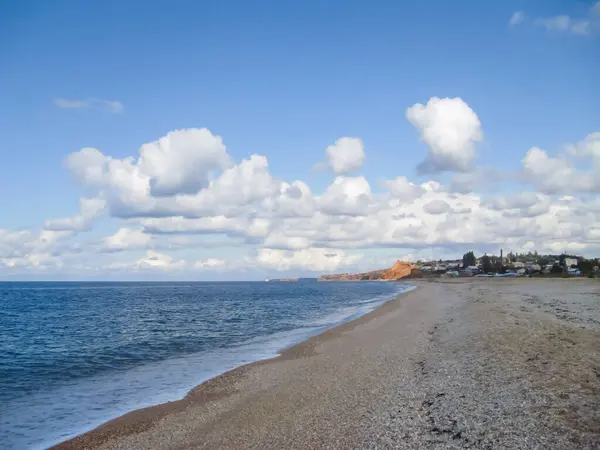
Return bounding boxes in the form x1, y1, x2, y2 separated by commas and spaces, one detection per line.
565, 257, 578, 267
512, 261, 525, 269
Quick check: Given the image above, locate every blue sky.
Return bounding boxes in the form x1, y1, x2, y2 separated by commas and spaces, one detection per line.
1, 0, 599, 280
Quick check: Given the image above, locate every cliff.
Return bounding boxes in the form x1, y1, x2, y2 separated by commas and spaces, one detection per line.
381, 261, 415, 280
318, 261, 415, 282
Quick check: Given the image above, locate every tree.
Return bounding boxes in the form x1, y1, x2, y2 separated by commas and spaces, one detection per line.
481, 254, 492, 273
579, 259, 594, 275
462, 251, 476, 268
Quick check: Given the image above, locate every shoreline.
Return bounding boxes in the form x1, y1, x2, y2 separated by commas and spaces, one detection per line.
52, 279, 600, 449
51, 283, 416, 449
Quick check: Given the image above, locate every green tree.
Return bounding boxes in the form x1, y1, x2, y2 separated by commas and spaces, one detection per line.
462, 251, 476, 268
481, 254, 492, 273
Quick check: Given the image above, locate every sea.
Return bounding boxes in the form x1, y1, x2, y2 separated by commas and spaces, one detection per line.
0, 280, 414, 449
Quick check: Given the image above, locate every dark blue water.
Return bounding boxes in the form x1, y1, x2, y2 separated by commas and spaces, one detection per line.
0, 281, 413, 449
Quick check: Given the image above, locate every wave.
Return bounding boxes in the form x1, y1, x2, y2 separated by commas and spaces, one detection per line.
2, 282, 415, 449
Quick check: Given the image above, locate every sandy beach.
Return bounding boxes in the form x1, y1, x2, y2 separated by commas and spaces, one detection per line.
53, 279, 600, 450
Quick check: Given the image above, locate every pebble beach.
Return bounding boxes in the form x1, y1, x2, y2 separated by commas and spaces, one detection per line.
54, 279, 600, 450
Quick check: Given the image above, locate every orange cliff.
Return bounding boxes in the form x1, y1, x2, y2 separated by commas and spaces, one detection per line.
318, 261, 416, 281
381, 260, 415, 280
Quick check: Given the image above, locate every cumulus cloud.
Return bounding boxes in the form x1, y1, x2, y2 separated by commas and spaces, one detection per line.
45, 197, 106, 232
325, 137, 366, 174
423, 199, 452, 215
319, 176, 375, 216
139, 128, 231, 196
5, 116, 600, 277
103, 228, 151, 251
522, 145, 599, 193
66, 128, 232, 210
384, 176, 425, 201
134, 250, 185, 270
567, 132, 600, 160
54, 98, 124, 114
407, 97, 483, 173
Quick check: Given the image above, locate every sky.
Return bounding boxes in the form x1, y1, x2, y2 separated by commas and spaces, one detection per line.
0, 0, 599, 280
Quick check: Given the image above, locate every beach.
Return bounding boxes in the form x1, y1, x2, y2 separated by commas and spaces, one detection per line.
54, 279, 600, 449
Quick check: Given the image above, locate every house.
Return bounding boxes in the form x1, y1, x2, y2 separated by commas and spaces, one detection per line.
565, 257, 578, 268
512, 261, 525, 269
463, 265, 480, 276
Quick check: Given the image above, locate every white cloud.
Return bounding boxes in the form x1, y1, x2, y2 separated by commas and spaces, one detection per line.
536, 15, 590, 35
423, 199, 452, 215
194, 258, 226, 269
255, 247, 361, 272
522, 143, 600, 193
319, 176, 375, 216
45, 197, 106, 232
384, 176, 425, 201
510, 11, 525, 26
138, 128, 231, 196
6, 118, 600, 278
134, 250, 185, 270
67, 128, 232, 203
325, 137, 366, 174
407, 97, 483, 173
103, 228, 151, 251
54, 98, 124, 114
567, 132, 600, 160
533, 1, 600, 36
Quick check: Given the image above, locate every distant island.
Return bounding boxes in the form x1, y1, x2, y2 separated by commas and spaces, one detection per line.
267, 277, 317, 282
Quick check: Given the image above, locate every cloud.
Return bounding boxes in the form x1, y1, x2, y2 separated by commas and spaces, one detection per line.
103, 228, 151, 251
65, 128, 239, 217
194, 258, 226, 269
533, 1, 600, 36
325, 137, 366, 174
407, 97, 483, 173
535, 15, 590, 35
318, 176, 375, 216
522, 138, 600, 193
5, 117, 600, 277
138, 128, 231, 196
44, 197, 106, 232
566, 132, 600, 159
254, 248, 361, 272
384, 176, 425, 201
510, 11, 525, 26
54, 98, 124, 114
423, 199, 452, 215
135, 250, 185, 270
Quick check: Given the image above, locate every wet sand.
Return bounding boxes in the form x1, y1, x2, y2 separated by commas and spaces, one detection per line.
53, 279, 600, 449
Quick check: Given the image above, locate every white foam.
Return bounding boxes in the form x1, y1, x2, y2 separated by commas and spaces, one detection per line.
4, 283, 415, 449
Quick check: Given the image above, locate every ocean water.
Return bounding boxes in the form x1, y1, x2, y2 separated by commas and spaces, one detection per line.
0, 280, 413, 449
